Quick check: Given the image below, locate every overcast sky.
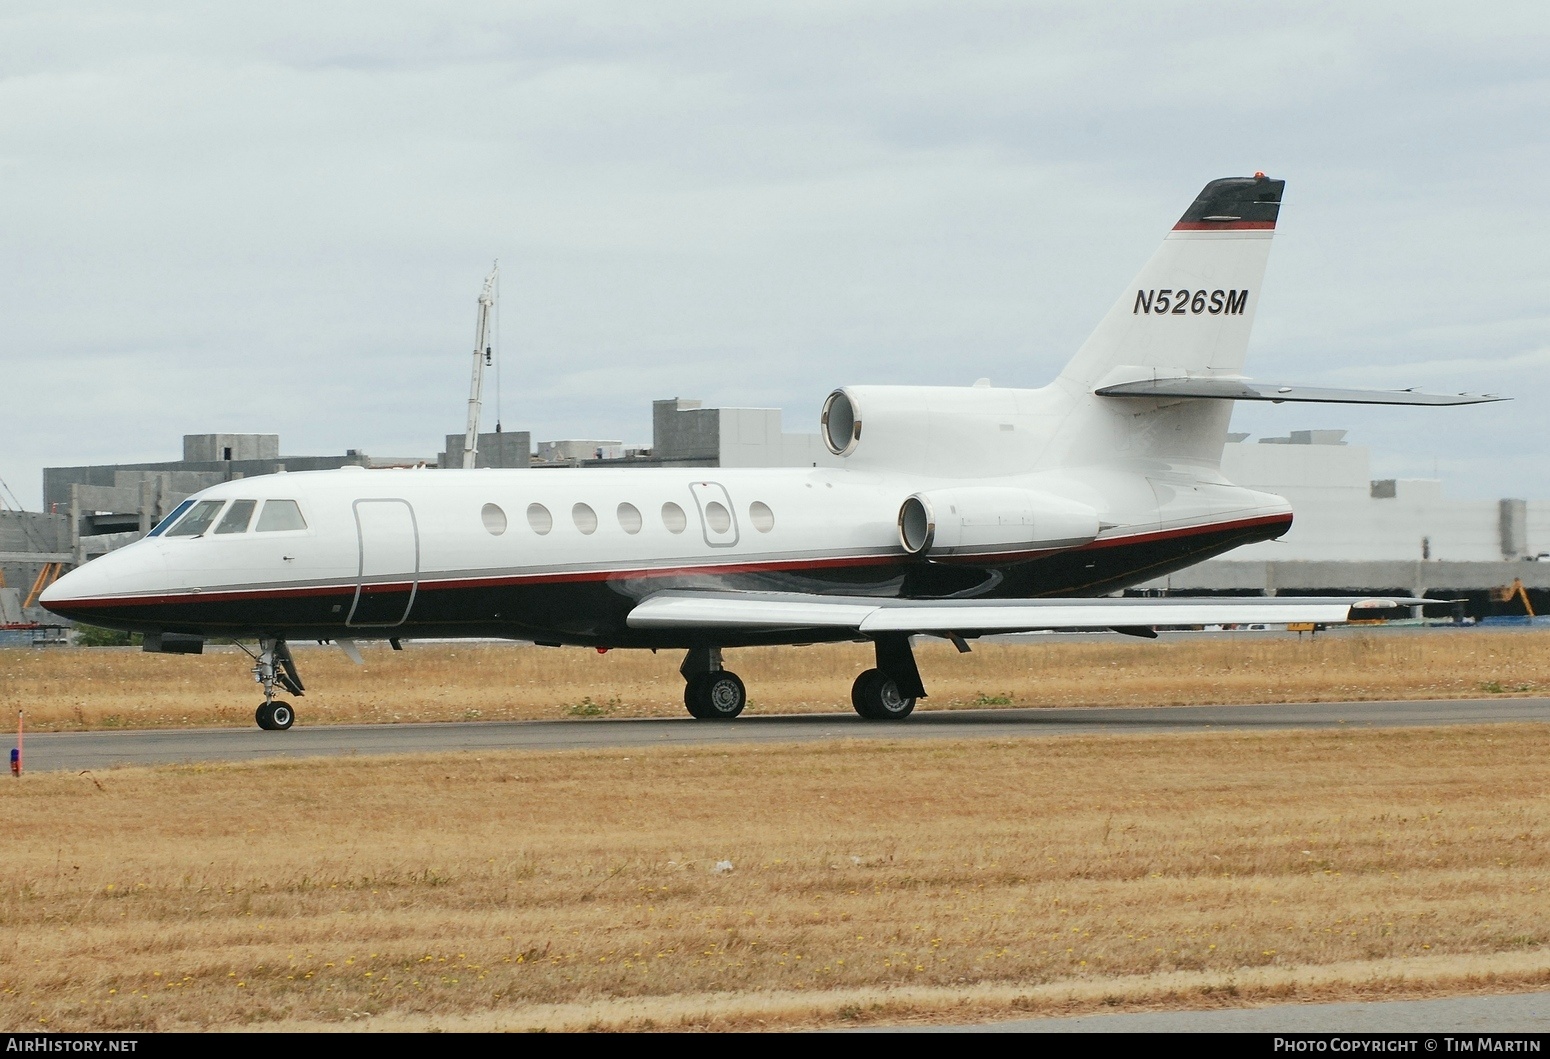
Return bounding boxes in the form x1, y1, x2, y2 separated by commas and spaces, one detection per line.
3, 1, 1548, 509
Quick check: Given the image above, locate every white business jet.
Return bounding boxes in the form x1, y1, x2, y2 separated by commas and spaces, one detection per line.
40, 175, 1496, 730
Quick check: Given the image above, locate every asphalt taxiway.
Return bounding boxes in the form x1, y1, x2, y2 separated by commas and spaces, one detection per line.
20, 696, 1550, 772
914, 990, 1550, 1033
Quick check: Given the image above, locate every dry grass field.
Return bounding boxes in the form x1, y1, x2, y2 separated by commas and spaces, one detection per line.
3, 725, 1548, 1031
2, 629, 1549, 732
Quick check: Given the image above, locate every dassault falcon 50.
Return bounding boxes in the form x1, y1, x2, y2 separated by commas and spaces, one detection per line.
41, 175, 1497, 729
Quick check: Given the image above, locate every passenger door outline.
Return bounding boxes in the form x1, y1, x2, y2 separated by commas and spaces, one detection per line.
347, 498, 420, 627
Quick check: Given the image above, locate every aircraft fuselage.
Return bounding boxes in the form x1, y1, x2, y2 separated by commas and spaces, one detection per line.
41, 459, 1291, 648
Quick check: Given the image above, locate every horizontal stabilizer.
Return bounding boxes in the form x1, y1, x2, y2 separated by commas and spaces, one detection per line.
627, 591, 1430, 636
1094, 377, 1502, 406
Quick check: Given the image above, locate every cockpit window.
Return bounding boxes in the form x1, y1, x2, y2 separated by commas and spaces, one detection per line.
255, 499, 307, 532
147, 499, 196, 537
214, 499, 258, 534
163, 499, 226, 537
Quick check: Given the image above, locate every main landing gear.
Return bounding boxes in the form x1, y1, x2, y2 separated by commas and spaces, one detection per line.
251, 638, 304, 731
851, 669, 915, 720
680, 647, 747, 720
849, 634, 926, 721
677, 635, 929, 722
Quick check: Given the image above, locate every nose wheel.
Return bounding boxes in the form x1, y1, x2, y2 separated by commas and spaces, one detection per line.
256, 701, 295, 730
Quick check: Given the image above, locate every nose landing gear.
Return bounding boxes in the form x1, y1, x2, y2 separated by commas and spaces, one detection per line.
256, 700, 295, 731
250, 638, 303, 731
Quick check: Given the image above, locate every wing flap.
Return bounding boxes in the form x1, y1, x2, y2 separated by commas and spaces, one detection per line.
626, 591, 1424, 634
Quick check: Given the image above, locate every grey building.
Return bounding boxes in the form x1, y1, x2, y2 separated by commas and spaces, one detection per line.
650, 398, 839, 468
436, 431, 532, 469
1136, 430, 1550, 617
0, 509, 71, 629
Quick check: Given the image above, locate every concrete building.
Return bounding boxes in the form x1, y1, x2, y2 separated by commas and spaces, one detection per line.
1, 509, 71, 629
522, 399, 840, 469
649, 399, 841, 468
1222, 430, 1540, 563
179, 433, 281, 463
1138, 430, 1550, 613
41, 434, 420, 515
435, 431, 532, 469
535, 439, 627, 464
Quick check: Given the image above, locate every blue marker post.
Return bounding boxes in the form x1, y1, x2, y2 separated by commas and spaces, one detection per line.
11, 710, 20, 777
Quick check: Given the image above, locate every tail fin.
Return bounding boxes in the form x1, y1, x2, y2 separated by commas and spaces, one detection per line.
1058, 175, 1284, 393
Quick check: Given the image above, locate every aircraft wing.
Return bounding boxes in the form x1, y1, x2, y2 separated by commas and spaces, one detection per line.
1093, 377, 1501, 405
626, 591, 1426, 635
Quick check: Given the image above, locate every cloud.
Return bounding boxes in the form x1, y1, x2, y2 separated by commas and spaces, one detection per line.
2, 2, 1549, 506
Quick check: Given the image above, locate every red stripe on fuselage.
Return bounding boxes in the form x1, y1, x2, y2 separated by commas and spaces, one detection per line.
53, 511, 1292, 612
1171, 220, 1276, 231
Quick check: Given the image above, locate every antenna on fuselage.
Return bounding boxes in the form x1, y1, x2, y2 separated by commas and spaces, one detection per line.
462, 261, 499, 469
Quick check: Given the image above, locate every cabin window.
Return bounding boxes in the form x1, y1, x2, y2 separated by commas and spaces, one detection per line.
481, 503, 507, 535
164, 499, 226, 537
255, 499, 307, 532
147, 499, 196, 537
617, 502, 643, 534
214, 499, 258, 534
749, 501, 775, 532
572, 503, 598, 534
527, 503, 553, 535
661, 502, 687, 534
704, 501, 732, 534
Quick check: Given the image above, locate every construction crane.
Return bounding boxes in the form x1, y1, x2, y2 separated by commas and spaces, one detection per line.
462, 263, 499, 469
1, 471, 69, 618
1490, 577, 1535, 617
22, 563, 63, 610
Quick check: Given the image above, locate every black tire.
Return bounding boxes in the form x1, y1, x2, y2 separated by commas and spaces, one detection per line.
269, 701, 295, 730
851, 668, 915, 721
255, 702, 275, 730
850, 669, 880, 717
684, 671, 746, 720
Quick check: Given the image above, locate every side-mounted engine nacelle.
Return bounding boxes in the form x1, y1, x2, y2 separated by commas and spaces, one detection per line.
897, 487, 1100, 563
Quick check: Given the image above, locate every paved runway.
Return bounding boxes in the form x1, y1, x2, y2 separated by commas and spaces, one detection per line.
21, 696, 1550, 772
923, 991, 1550, 1033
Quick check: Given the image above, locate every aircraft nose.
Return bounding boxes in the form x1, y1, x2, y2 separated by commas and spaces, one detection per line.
38, 563, 96, 619
38, 545, 165, 622
39, 564, 75, 603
